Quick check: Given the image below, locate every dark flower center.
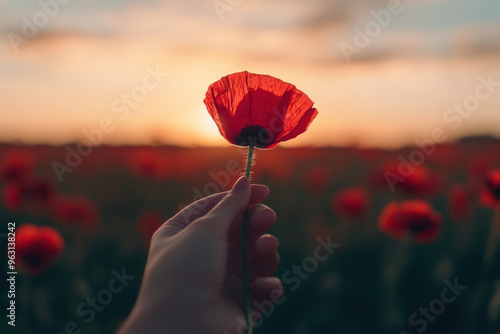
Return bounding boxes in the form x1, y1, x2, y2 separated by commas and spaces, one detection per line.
234, 125, 273, 148
22, 252, 44, 266
487, 178, 500, 199
406, 216, 435, 234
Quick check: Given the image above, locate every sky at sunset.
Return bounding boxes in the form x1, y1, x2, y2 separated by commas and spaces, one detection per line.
0, 0, 499, 148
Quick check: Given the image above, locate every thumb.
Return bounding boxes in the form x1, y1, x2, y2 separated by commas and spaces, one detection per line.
197, 176, 251, 235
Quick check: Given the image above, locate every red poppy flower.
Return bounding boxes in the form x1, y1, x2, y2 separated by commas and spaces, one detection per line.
137, 211, 165, 245
378, 200, 443, 243
0, 151, 33, 182
447, 185, 472, 221
369, 160, 440, 196
481, 169, 500, 208
1, 183, 23, 212
26, 178, 56, 207
16, 224, 64, 276
331, 187, 370, 219
204, 71, 318, 149
1, 178, 56, 213
52, 196, 100, 230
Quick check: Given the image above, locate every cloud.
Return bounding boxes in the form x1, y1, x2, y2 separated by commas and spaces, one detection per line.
1, 0, 500, 147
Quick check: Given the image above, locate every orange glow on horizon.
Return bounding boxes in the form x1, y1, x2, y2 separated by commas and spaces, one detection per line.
1, 1, 499, 148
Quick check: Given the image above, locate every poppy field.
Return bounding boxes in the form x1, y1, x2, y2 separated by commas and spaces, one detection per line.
1, 138, 500, 334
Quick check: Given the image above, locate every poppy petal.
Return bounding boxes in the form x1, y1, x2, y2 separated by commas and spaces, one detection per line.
204, 71, 318, 148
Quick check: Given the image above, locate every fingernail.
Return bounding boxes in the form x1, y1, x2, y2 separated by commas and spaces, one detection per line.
256, 206, 275, 217
231, 176, 250, 194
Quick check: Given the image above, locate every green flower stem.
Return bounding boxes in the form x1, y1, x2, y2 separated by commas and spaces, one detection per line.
470, 209, 500, 333
242, 145, 254, 334
479, 209, 500, 284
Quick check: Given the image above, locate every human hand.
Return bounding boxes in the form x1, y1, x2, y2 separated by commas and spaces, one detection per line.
119, 176, 282, 334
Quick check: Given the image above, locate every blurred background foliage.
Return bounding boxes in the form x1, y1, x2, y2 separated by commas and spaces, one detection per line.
1, 138, 499, 334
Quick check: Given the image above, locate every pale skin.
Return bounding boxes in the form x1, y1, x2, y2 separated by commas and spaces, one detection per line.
119, 177, 282, 334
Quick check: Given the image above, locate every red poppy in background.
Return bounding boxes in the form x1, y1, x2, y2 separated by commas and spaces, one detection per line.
137, 211, 165, 245
52, 196, 100, 230
16, 224, 64, 276
379, 200, 443, 243
369, 160, 440, 196
26, 178, 56, 207
447, 185, 472, 221
481, 169, 500, 208
1, 183, 23, 212
204, 71, 318, 149
0, 178, 56, 212
331, 187, 370, 219
403, 165, 441, 195
0, 151, 33, 182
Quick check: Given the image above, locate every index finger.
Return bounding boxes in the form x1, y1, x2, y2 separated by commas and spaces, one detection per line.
157, 184, 269, 239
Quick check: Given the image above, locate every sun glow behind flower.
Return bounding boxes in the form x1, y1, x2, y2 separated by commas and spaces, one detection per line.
0, 0, 499, 147
198, 105, 228, 147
